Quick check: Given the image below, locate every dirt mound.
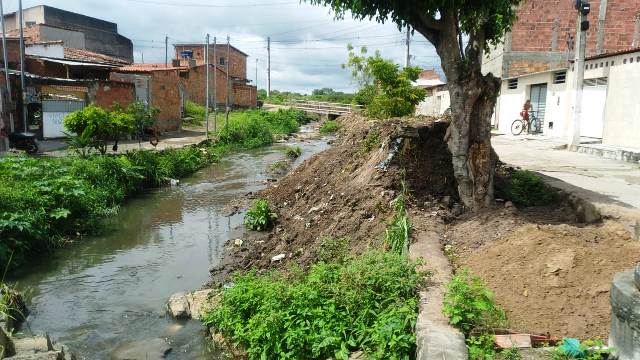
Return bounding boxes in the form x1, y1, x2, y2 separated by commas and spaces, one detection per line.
210, 114, 455, 282
447, 208, 640, 340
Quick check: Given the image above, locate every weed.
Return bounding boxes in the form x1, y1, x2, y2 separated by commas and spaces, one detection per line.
285, 146, 302, 159
184, 101, 207, 126
268, 161, 289, 173
244, 199, 278, 231
443, 269, 506, 336
551, 339, 613, 360
203, 250, 424, 360
317, 236, 350, 263
467, 334, 497, 360
319, 120, 340, 134
508, 170, 554, 207
357, 129, 381, 156
384, 182, 412, 256
499, 348, 522, 360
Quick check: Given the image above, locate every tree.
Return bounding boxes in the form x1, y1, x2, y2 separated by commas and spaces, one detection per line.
306, 0, 521, 209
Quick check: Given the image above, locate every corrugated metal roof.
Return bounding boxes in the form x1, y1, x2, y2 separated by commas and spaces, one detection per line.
28, 56, 116, 68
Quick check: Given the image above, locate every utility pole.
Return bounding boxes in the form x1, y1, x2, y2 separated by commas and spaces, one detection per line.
213, 36, 217, 133
164, 35, 168, 67
1, 0, 15, 134
267, 36, 271, 97
405, 26, 411, 68
225, 34, 230, 128
18, 0, 27, 133
205, 34, 210, 139
568, 0, 590, 150
255, 58, 258, 88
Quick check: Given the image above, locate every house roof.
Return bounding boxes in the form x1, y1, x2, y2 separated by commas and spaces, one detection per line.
115, 64, 187, 73
64, 48, 131, 66
27, 55, 116, 68
415, 69, 446, 88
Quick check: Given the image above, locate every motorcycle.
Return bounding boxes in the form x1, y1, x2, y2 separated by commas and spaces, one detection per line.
8, 132, 38, 154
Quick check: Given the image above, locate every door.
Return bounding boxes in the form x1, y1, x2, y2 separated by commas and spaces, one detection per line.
580, 78, 607, 139
42, 100, 85, 139
530, 84, 547, 134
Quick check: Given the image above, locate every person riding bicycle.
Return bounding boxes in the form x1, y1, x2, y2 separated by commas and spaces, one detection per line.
520, 100, 532, 121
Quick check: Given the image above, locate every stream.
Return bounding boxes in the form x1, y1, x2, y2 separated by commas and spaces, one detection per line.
10, 125, 329, 359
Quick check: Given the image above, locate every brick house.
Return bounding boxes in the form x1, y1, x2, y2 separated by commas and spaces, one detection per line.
111, 65, 186, 133
414, 69, 450, 116
174, 43, 257, 108
484, 0, 640, 147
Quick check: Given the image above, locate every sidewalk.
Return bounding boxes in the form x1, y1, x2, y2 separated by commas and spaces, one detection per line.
492, 134, 640, 237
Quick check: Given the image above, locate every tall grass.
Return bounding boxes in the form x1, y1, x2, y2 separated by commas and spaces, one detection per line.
384, 182, 412, 256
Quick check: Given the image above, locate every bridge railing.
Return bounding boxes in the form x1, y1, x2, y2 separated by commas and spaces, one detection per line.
288, 100, 363, 115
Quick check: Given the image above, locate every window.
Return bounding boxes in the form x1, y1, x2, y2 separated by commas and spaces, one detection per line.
25, 21, 36, 27
553, 71, 567, 84
507, 78, 518, 89
219, 57, 226, 65
631, 57, 635, 64
590, 63, 594, 69
637, 56, 640, 63
624, 59, 627, 64
605, 61, 609, 67
611, 60, 615, 66
600, 62, 604, 67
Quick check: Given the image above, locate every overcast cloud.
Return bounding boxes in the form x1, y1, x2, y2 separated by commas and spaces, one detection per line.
4, 0, 441, 93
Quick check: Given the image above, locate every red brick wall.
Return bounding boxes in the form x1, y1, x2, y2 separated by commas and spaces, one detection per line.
175, 44, 248, 79
93, 81, 135, 110
0, 39, 21, 70
511, 0, 639, 56
232, 83, 257, 108
150, 70, 182, 132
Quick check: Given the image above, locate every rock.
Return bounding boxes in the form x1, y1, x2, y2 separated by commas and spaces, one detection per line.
544, 250, 575, 276
271, 254, 286, 262
610, 269, 640, 360
505, 201, 515, 209
0, 325, 15, 357
111, 339, 171, 360
54, 343, 76, 360
349, 351, 365, 359
167, 292, 190, 319
451, 203, 464, 217
185, 289, 214, 320
14, 335, 54, 353
8, 351, 64, 360
233, 239, 243, 247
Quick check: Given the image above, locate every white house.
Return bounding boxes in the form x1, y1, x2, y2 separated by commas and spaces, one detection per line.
414, 69, 450, 116
492, 48, 640, 148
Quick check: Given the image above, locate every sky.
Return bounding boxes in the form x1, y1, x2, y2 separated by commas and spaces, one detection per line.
3, 0, 442, 94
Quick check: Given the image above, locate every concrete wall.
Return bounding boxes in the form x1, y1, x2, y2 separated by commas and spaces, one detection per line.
42, 6, 117, 33
25, 42, 64, 58
416, 87, 450, 116
39, 25, 85, 50
4, 6, 45, 29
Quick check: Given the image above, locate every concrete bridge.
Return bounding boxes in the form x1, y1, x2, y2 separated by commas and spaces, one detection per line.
288, 100, 363, 119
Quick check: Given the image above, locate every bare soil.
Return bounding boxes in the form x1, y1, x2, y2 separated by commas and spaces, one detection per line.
209, 113, 640, 341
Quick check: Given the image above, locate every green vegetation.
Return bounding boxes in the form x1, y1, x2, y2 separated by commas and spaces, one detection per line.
1, 108, 311, 271
357, 129, 381, 156
317, 236, 350, 264
244, 199, 278, 231
551, 339, 612, 360
343, 46, 426, 119
184, 101, 207, 126
443, 269, 506, 336
384, 183, 412, 256
467, 333, 497, 360
285, 146, 302, 159
319, 120, 340, 134
258, 88, 355, 105
499, 348, 522, 360
268, 160, 289, 173
203, 250, 424, 360
508, 170, 554, 207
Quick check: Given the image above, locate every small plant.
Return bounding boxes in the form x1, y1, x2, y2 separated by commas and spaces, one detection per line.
499, 347, 522, 360
384, 182, 412, 256
285, 146, 302, 159
319, 120, 340, 134
508, 170, 554, 207
244, 199, 278, 231
443, 269, 506, 336
467, 334, 497, 360
357, 129, 381, 156
184, 101, 207, 126
268, 160, 289, 173
317, 236, 350, 263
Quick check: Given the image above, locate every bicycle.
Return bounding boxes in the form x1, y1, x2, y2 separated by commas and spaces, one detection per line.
511, 111, 539, 136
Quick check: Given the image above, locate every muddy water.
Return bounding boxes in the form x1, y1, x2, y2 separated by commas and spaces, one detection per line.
11, 128, 329, 359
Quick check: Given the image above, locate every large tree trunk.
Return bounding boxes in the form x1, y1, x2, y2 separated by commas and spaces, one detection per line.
446, 74, 500, 210
434, 23, 501, 210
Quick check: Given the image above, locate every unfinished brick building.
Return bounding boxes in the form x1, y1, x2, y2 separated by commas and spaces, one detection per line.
483, 0, 640, 78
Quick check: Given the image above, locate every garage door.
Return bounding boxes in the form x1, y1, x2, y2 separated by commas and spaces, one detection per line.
42, 100, 85, 139
580, 78, 607, 139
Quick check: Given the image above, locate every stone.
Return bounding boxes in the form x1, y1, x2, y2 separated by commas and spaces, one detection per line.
54, 343, 76, 360
14, 335, 54, 353
8, 351, 63, 360
271, 254, 286, 262
609, 269, 640, 360
111, 339, 172, 360
167, 292, 190, 319
185, 289, 214, 320
0, 325, 15, 357
505, 201, 515, 209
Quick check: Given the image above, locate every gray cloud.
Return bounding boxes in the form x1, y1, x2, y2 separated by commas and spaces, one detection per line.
7, 0, 441, 93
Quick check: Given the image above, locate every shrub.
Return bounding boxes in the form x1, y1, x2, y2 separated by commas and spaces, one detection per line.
317, 236, 350, 263
319, 120, 340, 134
217, 113, 273, 149
285, 146, 302, 159
508, 170, 554, 207
467, 334, 497, 360
244, 199, 278, 231
443, 269, 506, 336
184, 101, 207, 126
203, 250, 424, 360
64, 105, 136, 155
